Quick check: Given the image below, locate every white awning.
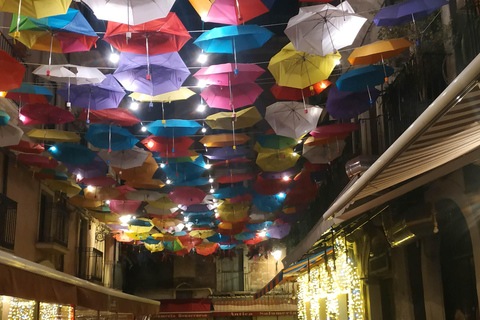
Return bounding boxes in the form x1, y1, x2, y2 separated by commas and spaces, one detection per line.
283, 53, 480, 267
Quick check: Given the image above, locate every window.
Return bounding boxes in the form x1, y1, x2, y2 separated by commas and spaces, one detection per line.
0, 193, 17, 250
38, 191, 70, 247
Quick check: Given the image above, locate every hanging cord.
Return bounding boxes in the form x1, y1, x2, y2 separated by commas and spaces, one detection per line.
108, 123, 112, 152
126, 0, 131, 41
47, 33, 54, 76
146, 35, 151, 80
232, 38, 238, 74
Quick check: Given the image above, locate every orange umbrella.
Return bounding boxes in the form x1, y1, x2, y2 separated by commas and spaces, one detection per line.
200, 133, 250, 147
0, 50, 25, 91
196, 242, 219, 256
152, 217, 182, 229
348, 38, 413, 65
113, 153, 158, 181
125, 178, 165, 189
188, 0, 212, 20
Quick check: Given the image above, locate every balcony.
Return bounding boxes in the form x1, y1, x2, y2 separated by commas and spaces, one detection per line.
37, 192, 70, 254
78, 247, 104, 284
0, 193, 17, 251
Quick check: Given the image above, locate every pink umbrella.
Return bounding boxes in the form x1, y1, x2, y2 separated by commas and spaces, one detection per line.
201, 83, 262, 110
217, 173, 255, 184
109, 199, 142, 214
193, 63, 264, 86
17, 154, 58, 169
310, 123, 359, 139
169, 187, 206, 206
20, 103, 75, 125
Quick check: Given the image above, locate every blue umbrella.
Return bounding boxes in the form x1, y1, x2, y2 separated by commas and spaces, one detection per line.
234, 232, 255, 241
204, 146, 248, 160
252, 193, 284, 212
246, 221, 273, 231
0, 110, 10, 126
336, 65, 394, 92
207, 233, 230, 243
183, 211, 215, 218
213, 186, 250, 199
49, 143, 96, 165
373, 0, 448, 27
85, 124, 139, 151
185, 204, 213, 213
146, 119, 201, 137
163, 156, 206, 183
144, 236, 161, 244
220, 243, 238, 250
188, 216, 215, 225
326, 86, 380, 120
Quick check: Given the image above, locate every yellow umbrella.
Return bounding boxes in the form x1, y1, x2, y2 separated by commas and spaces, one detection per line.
189, 229, 216, 239
69, 195, 102, 209
151, 233, 178, 242
0, 0, 71, 19
148, 197, 178, 210
200, 133, 250, 147
144, 242, 165, 252
205, 107, 262, 130
84, 186, 121, 201
256, 148, 300, 172
127, 218, 154, 233
125, 231, 150, 241
188, 0, 213, 20
130, 88, 196, 103
114, 153, 158, 181
91, 212, 119, 224
45, 179, 81, 195
152, 218, 182, 229
268, 42, 341, 89
348, 38, 413, 65
217, 202, 249, 222
27, 129, 81, 142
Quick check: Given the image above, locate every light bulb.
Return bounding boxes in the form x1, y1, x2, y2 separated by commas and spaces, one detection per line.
86, 185, 94, 192
0, 91, 6, 97
277, 192, 286, 199
19, 114, 26, 122
197, 103, 206, 112
166, 179, 172, 185
129, 101, 139, 110
272, 250, 282, 261
177, 204, 182, 208
334, 59, 341, 66
258, 230, 266, 237
110, 53, 120, 63
49, 146, 57, 152
292, 152, 298, 156
297, 140, 302, 144
105, 200, 111, 205
282, 176, 290, 181
184, 217, 189, 222
210, 188, 215, 193
147, 141, 154, 149
76, 174, 83, 181
160, 163, 166, 168
197, 80, 207, 88
201, 127, 207, 133
119, 215, 132, 225
208, 177, 214, 183
215, 213, 219, 218
197, 53, 208, 64
204, 163, 212, 169
141, 126, 147, 132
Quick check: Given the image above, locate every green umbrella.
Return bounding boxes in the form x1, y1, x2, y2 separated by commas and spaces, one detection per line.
164, 239, 184, 252
257, 134, 297, 150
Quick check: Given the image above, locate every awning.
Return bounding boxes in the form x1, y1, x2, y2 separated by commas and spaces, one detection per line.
0, 250, 160, 315
283, 53, 480, 267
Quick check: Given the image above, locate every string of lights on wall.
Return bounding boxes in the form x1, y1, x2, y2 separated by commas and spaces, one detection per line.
1, 296, 74, 320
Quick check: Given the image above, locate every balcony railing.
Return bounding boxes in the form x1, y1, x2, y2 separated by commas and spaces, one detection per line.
38, 193, 70, 247
78, 248, 104, 283
0, 193, 17, 250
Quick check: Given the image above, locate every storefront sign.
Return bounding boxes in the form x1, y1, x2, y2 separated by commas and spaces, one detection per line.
153, 311, 297, 319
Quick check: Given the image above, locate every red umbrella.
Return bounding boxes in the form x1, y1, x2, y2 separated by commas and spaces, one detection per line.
174, 248, 191, 256
229, 193, 253, 203
169, 187, 206, 205
211, 158, 252, 167
244, 234, 268, 245
141, 135, 193, 153
0, 50, 25, 91
196, 243, 219, 256
303, 161, 329, 172
253, 175, 291, 196
20, 103, 75, 125
193, 63, 265, 86
217, 173, 255, 184
109, 199, 142, 214
201, 0, 269, 25
103, 13, 191, 55
201, 83, 263, 110
17, 154, 58, 168
81, 176, 117, 187
8, 141, 44, 154
78, 108, 140, 126
270, 80, 331, 101
218, 221, 247, 236
178, 235, 203, 250
285, 170, 318, 206
310, 123, 359, 139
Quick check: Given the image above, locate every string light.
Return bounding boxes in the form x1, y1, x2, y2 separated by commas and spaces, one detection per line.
166, 179, 172, 184
105, 200, 110, 205
129, 101, 139, 110
6, 297, 36, 320
208, 177, 214, 183
160, 163, 166, 168
39, 302, 74, 320
201, 126, 207, 133
141, 126, 147, 132
109, 52, 120, 63
197, 52, 208, 64
197, 103, 206, 112
86, 185, 94, 192
204, 163, 212, 169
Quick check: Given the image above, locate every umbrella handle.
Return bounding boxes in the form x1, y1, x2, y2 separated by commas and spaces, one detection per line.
146, 35, 151, 81
381, 55, 388, 83
366, 85, 373, 104
14, 0, 22, 37
48, 33, 54, 72
301, 89, 308, 113
66, 78, 71, 108
232, 38, 238, 76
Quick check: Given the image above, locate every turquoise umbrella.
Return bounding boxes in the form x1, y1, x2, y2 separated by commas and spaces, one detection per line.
0, 110, 10, 126
85, 124, 139, 152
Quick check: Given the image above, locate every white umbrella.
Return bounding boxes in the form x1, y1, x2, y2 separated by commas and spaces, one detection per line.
265, 101, 323, 139
0, 124, 23, 147
285, 1, 367, 56
98, 146, 148, 169
126, 190, 163, 201
33, 64, 106, 85
82, 0, 176, 25
302, 140, 346, 164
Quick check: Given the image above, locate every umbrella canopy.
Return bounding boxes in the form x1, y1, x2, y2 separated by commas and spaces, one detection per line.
78, 108, 140, 126
253, 175, 290, 195
302, 140, 346, 164
7, 140, 44, 154
265, 101, 323, 139
6, 83, 52, 103
126, 190, 163, 201
201, 82, 263, 110
103, 13, 190, 55
141, 136, 193, 153
336, 65, 394, 92
205, 107, 262, 130
58, 75, 125, 111
189, 229, 216, 239
256, 148, 300, 172
80, 176, 117, 187
169, 187, 206, 205
33, 64, 106, 85
34, 168, 67, 180
162, 156, 206, 183
114, 154, 158, 181
211, 158, 252, 167
85, 124, 139, 151
195, 242, 219, 256
69, 196, 103, 209
325, 86, 380, 120
204, 146, 248, 160
348, 38, 413, 65
373, 0, 448, 27
49, 143, 97, 165
64, 156, 108, 179
27, 129, 81, 142
109, 199, 142, 214
194, 25, 274, 54
146, 119, 201, 137
257, 134, 296, 150
246, 221, 273, 231
10, 9, 98, 53
83, 0, 175, 25
310, 123, 359, 139
268, 43, 341, 89
266, 221, 291, 239
130, 88, 195, 103
217, 202, 249, 222
45, 179, 81, 195
0, 124, 23, 147
193, 63, 265, 86
152, 217, 182, 229
234, 231, 255, 241
163, 239, 184, 252
17, 154, 58, 169
259, 167, 297, 180
98, 146, 149, 169
198, 0, 269, 25
128, 218, 154, 233
216, 173, 255, 184
125, 178, 164, 189
285, 1, 367, 56
0, 0, 71, 19
200, 133, 250, 147
270, 80, 331, 101
113, 52, 190, 96
0, 110, 9, 126
206, 233, 230, 243
285, 170, 319, 205
20, 103, 74, 125
252, 194, 284, 212
213, 186, 250, 199
145, 204, 176, 216
0, 50, 25, 91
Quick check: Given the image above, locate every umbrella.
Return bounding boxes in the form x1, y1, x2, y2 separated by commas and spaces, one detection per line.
149, 197, 178, 211
220, 243, 238, 250
201, 83, 263, 111
125, 178, 164, 189
64, 156, 108, 179
125, 231, 149, 240
211, 158, 251, 167
259, 167, 297, 180
114, 233, 133, 242
193, 63, 265, 86
0, 50, 25, 91
195, 242, 219, 256
234, 231, 256, 241
257, 134, 296, 150
252, 194, 284, 212
373, 0, 448, 27
6, 83, 52, 103
244, 234, 268, 245
164, 239, 184, 252
82, 0, 175, 25
109, 199, 142, 214
145, 203, 176, 216
98, 146, 149, 169
0, 124, 23, 147
285, 170, 319, 205
69, 196, 103, 209
34, 168, 67, 180
266, 221, 291, 239
103, 13, 190, 55
45, 179, 81, 195
284, 1, 367, 56
169, 187, 206, 205
302, 140, 346, 164
84, 186, 122, 201
256, 148, 300, 172
265, 101, 323, 139
217, 202, 249, 222
80, 176, 117, 187
49, 143, 97, 165
178, 235, 203, 250
196, 0, 270, 25
130, 87, 195, 104
325, 86, 380, 120
145, 242, 165, 252
162, 156, 206, 184
200, 134, 250, 148
146, 120, 201, 137
270, 81, 331, 101
153, 217, 182, 229
17, 154, 58, 169
204, 146, 248, 160
26, 129, 80, 143
78, 108, 140, 126
217, 173, 255, 184
0, 110, 9, 126
126, 190, 163, 201
85, 124, 139, 152
142, 136, 193, 153
205, 107, 262, 130
0, 1, 70, 20
113, 52, 190, 96
19, 103, 74, 125
128, 218, 154, 233
310, 123, 359, 139
7, 140, 44, 154
268, 43, 340, 89
336, 65, 394, 92
348, 38, 413, 65
33, 64, 106, 85
253, 176, 290, 195
213, 186, 250, 199
246, 221, 273, 231
206, 233, 230, 243
114, 154, 158, 180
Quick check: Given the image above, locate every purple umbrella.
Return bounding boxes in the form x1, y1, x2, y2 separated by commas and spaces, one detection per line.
204, 146, 248, 160
266, 221, 291, 239
64, 155, 108, 179
373, 0, 448, 27
113, 52, 190, 96
260, 168, 297, 180
325, 86, 380, 120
